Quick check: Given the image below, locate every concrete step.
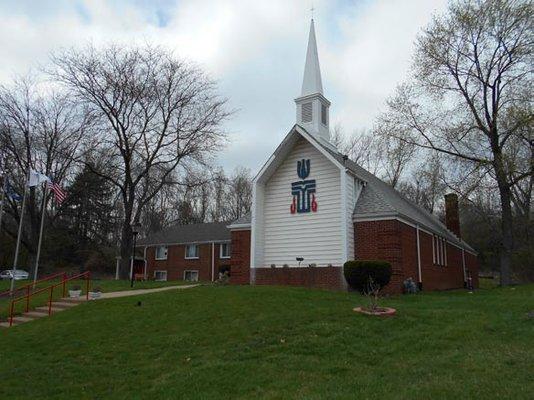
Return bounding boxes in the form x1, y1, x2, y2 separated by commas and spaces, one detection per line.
12, 316, 34, 323
25, 311, 48, 318
61, 297, 87, 303
52, 301, 79, 308
35, 306, 66, 313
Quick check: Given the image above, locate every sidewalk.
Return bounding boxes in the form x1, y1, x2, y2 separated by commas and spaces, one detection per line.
99, 284, 199, 299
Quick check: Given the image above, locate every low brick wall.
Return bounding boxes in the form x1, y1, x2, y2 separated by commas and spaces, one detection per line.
254, 266, 345, 290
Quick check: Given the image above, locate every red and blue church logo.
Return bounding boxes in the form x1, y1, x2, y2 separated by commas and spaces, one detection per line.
290, 159, 318, 214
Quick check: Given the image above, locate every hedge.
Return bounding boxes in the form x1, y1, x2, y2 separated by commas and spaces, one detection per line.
343, 260, 392, 294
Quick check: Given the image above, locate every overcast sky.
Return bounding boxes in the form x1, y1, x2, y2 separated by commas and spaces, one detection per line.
0, 0, 449, 173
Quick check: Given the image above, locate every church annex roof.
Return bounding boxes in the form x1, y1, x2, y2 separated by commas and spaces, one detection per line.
137, 221, 231, 246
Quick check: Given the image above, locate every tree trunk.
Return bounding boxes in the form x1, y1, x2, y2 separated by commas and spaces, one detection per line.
495, 172, 514, 286
119, 221, 133, 280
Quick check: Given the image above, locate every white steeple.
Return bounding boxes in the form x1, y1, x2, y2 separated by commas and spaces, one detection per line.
301, 19, 323, 96
295, 19, 330, 141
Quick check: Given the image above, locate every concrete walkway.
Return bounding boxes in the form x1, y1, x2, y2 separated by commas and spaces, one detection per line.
99, 284, 199, 299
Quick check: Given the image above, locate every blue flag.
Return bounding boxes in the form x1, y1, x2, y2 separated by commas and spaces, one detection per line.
4, 178, 22, 202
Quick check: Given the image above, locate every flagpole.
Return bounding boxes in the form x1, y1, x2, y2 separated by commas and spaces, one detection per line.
0, 153, 5, 235
0, 178, 5, 236
10, 177, 28, 297
33, 182, 48, 285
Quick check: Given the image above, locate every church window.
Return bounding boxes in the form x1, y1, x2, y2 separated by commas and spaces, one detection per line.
302, 102, 313, 123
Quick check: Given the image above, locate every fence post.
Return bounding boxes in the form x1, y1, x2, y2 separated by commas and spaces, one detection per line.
86, 271, 90, 301
48, 286, 53, 316
9, 301, 14, 327
26, 285, 30, 312
62, 272, 67, 298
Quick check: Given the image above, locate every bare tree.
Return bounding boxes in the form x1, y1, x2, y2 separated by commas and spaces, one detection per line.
0, 77, 89, 269
226, 166, 253, 221
376, 0, 533, 285
49, 44, 230, 278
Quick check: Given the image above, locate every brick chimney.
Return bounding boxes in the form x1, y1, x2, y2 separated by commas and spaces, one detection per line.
444, 193, 461, 238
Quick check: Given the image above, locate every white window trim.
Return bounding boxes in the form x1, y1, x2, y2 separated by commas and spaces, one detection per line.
444, 239, 448, 266
220, 243, 231, 259
155, 246, 168, 260
184, 244, 199, 259
183, 270, 199, 282
432, 235, 436, 264
153, 270, 167, 281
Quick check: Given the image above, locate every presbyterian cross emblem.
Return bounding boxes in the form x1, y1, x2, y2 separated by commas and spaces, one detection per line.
290, 159, 318, 214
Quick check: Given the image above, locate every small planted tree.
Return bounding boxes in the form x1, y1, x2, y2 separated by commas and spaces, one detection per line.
343, 260, 393, 314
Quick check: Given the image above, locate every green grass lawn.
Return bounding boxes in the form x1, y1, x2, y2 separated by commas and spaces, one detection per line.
1, 284, 533, 399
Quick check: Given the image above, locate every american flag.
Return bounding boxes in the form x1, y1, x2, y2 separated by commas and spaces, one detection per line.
48, 181, 67, 204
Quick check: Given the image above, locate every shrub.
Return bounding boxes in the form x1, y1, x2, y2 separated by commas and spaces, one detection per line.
343, 260, 392, 294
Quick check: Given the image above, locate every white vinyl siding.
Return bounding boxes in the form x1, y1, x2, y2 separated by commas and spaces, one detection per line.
262, 137, 342, 266
345, 174, 362, 261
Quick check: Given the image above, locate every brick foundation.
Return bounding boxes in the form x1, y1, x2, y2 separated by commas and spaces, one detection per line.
254, 266, 344, 290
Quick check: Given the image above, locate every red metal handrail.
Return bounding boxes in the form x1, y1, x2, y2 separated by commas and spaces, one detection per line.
0, 271, 67, 298
8, 271, 91, 327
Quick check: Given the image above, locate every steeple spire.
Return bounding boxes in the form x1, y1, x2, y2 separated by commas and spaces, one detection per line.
295, 19, 330, 141
301, 19, 323, 97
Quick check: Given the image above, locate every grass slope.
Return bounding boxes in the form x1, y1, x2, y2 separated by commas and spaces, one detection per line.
0, 279, 189, 319
1, 284, 533, 399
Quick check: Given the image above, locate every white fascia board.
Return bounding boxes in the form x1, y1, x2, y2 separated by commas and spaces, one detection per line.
139, 239, 231, 248
340, 169, 348, 263
255, 125, 346, 186
227, 224, 252, 230
294, 125, 345, 171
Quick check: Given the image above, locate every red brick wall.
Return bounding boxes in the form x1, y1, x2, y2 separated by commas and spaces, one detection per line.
230, 229, 251, 285
354, 220, 405, 294
254, 266, 344, 290
145, 242, 231, 282
355, 219, 479, 293
418, 231, 464, 291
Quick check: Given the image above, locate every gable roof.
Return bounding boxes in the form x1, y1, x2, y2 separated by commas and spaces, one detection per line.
137, 221, 231, 246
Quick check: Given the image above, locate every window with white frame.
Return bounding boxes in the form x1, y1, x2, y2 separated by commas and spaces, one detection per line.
154, 270, 167, 281
184, 270, 199, 282
220, 243, 231, 259
155, 246, 168, 260
432, 236, 448, 267
185, 244, 199, 259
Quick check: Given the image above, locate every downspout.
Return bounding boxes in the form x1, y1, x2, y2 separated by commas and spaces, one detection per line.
461, 248, 467, 285
211, 242, 215, 282
416, 224, 422, 290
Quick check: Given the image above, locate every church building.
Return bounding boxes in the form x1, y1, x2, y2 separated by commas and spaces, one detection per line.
138, 20, 479, 293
